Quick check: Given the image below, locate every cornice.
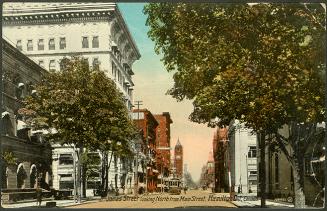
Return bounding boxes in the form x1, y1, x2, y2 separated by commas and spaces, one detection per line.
2, 11, 113, 25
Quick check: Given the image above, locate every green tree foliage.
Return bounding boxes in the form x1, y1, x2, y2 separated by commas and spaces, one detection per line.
2, 151, 16, 165
22, 57, 136, 152
144, 3, 325, 207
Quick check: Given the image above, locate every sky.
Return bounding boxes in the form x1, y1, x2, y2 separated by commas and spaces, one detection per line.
118, 3, 216, 182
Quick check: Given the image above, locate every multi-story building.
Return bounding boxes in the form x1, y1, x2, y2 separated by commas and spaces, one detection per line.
174, 139, 183, 179
154, 112, 173, 189
213, 127, 229, 193
228, 120, 258, 194
132, 109, 159, 193
2, 2, 141, 196
1, 38, 52, 203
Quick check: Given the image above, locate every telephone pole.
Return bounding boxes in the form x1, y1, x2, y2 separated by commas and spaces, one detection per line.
133, 100, 143, 196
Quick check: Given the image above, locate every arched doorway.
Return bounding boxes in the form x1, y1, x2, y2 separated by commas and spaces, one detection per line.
17, 163, 27, 189
30, 164, 37, 188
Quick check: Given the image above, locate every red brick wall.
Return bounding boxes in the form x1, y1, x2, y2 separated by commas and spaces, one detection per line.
154, 114, 172, 175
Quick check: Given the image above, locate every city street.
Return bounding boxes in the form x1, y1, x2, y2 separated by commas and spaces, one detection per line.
68, 190, 236, 208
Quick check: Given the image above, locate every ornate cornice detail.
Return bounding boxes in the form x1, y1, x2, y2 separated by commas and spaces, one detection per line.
3, 11, 113, 25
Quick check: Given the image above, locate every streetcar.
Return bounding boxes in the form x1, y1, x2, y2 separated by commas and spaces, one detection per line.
165, 178, 182, 195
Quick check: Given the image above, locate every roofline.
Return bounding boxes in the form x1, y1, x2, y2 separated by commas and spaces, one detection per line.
115, 4, 141, 59
154, 112, 173, 124
2, 38, 47, 76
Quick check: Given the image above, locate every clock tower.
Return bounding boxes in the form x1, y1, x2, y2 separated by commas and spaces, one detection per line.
174, 138, 183, 178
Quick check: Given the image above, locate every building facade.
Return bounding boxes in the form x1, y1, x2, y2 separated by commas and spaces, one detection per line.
1, 38, 52, 202
132, 109, 159, 193
154, 112, 173, 190
259, 124, 325, 207
2, 2, 141, 196
213, 127, 229, 193
228, 120, 258, 194
174, 139, 183, 179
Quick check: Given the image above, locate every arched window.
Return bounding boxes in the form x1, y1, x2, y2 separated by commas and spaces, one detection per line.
30, 164, 37, 188
17, 164, 27, 189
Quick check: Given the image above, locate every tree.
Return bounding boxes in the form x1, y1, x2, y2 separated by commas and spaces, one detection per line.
144, 3, 325, 208
20, 57, 136, 196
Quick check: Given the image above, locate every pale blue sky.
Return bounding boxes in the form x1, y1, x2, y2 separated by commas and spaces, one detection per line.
118, 3, 216, 182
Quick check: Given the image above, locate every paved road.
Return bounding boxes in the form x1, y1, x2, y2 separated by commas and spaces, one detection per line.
68, 190, 236, 208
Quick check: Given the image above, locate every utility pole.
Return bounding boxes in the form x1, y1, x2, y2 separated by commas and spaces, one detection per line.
133, 100, 142, 196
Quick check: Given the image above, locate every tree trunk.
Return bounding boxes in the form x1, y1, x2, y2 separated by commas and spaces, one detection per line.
101, 151, 108, 194
292, 143, 306, 208
77, 147, 82, 202
105, 151, 114, 193
259, 131, 266, 208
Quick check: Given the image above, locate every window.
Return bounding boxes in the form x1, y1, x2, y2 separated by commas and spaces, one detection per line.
112, 62, 117, 79
38, 39, 44, 50
92, 58, 99, 69
49, 60, 56, 71
49, 38, 55, 50
27, 40, 33, 51
82, 36, 89, 48
16, 40, 22, 51
38, 60, 44, 68
59, 37, 66, 49
83, 58, 89, 66
249, 171, 257, 176
92, 36, 99, 48
59, 154, 73, 165
248, 146, 257, 158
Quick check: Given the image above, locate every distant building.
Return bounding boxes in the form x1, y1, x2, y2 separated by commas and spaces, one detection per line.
228, 120, 257, 194
174, 139, 183, 179
207, 151, 215, 189
1, 38, 51, 202
132, 109, 159, 193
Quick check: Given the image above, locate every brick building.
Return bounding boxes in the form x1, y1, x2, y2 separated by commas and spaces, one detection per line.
132, 109, 159, 193
213, 127, 229, 193
154, 113, 173, 179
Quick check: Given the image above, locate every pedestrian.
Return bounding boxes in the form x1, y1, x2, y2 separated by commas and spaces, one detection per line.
183, 186, 187, 194
36, 186, 42, 207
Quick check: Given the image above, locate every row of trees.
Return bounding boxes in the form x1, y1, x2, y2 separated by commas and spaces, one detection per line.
144, 3, 325, 208
20, 57, 137, 196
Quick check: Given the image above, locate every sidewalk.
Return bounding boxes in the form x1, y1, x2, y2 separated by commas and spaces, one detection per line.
232, 199, 295, 208
2, 197, 101, 208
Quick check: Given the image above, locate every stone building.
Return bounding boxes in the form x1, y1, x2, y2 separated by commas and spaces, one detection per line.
258, 123, 325, 207
174, 139, 183, 179
154, 112, 173, 189
1, 38, 51, 202
228, 120, 258, 194
132, 109, 159, 193
2, 2, 140, 196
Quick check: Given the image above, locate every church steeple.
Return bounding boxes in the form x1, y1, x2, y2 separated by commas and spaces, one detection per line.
176, 137, 181, 146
